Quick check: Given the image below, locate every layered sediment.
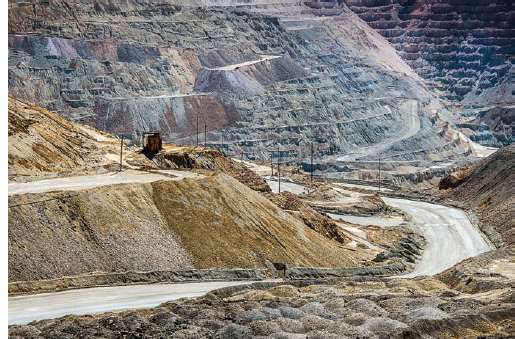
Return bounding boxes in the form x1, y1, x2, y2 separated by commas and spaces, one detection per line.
8, 1, 472, 166
343, 0, 513, 146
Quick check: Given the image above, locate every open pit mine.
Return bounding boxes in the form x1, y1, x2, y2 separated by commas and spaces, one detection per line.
8, 1, 513, 338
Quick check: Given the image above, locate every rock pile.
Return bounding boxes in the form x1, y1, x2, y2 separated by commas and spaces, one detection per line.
9, 277, 513, 338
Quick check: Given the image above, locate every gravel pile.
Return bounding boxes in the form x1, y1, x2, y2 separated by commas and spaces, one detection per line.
9, 279, 513, 338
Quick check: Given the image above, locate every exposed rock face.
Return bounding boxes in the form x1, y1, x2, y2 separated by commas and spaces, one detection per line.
439, 145, 514, 245
342, 0, 513, 146
8, 1, 472, 167
343, 0, 512, 103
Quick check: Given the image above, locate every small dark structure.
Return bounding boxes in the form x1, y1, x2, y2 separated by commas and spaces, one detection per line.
142, 132, 162, 154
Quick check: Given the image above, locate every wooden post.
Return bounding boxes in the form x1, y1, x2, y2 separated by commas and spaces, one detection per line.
378, 158, 381, 192
277, 145, 281, 193
221, 132, 224, 154
119, 136, 123, 172
310, 142, 314, 183
270, 151, 274, 176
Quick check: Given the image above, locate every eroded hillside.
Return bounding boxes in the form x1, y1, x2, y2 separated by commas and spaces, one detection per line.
9, 173, 367, 282
9, 100, 387, 284
8, 96, 121, 179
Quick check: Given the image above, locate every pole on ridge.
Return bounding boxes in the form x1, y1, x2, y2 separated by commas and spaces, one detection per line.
119, 136, 123, 172
270, 151, 274, 176
378, 158, 381, 192
310, 142, 314, 183
277, 145, 281, 194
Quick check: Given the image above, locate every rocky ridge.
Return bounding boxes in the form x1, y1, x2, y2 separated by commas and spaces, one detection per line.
9, 275, 513, 338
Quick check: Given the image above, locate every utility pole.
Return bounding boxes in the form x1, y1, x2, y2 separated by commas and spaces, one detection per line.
119, 136, 123, 172
196, 114, 199, 147
277, 145, 281, 193
310, 142, 314, 183
241, 151, 244, 167
221, 132, 224, 154
270, 151, 274, 176
204, 121, 207, 147
378, 158, 381, 192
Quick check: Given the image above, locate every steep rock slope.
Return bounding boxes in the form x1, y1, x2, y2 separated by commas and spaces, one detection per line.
8, 1, 471, 165
9, 174, 359, 282
344, 0, 512, 103
439, 145, 513, 244
343, 0, 513, 147
8, 182, 196, 282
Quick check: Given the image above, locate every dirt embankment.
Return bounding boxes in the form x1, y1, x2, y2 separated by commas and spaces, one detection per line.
9, 174, 360, 283
151, 174, 358, 270
264, 191, 349, 245
8, 96, 120, 179
439, 145, 513, 245
8, 182, 195, 282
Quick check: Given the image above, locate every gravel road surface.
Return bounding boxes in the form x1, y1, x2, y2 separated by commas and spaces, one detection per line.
9, 281, 261, 325
382, 197, 494, 277
8, 170, 201, 196
268, 180, 494, 277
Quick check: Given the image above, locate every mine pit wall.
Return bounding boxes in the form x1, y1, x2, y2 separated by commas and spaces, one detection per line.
341, 0, 513, 146
8, 1, 473, 164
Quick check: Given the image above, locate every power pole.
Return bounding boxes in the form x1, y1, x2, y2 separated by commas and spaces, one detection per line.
270, 151, 274, 176
204, 121, 207, 147
221, 132, 224, 154
310, 142, 314, 183
277, 145, 281, 193
196, 114, 199, 147
119, 136, 123, 172
378, 158, 381, 192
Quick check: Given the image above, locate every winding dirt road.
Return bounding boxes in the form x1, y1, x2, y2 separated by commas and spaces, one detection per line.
337, 99, 421, 161
8, 175, 494, 326
267, 179, 494, 277
382, 198, 494, 278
